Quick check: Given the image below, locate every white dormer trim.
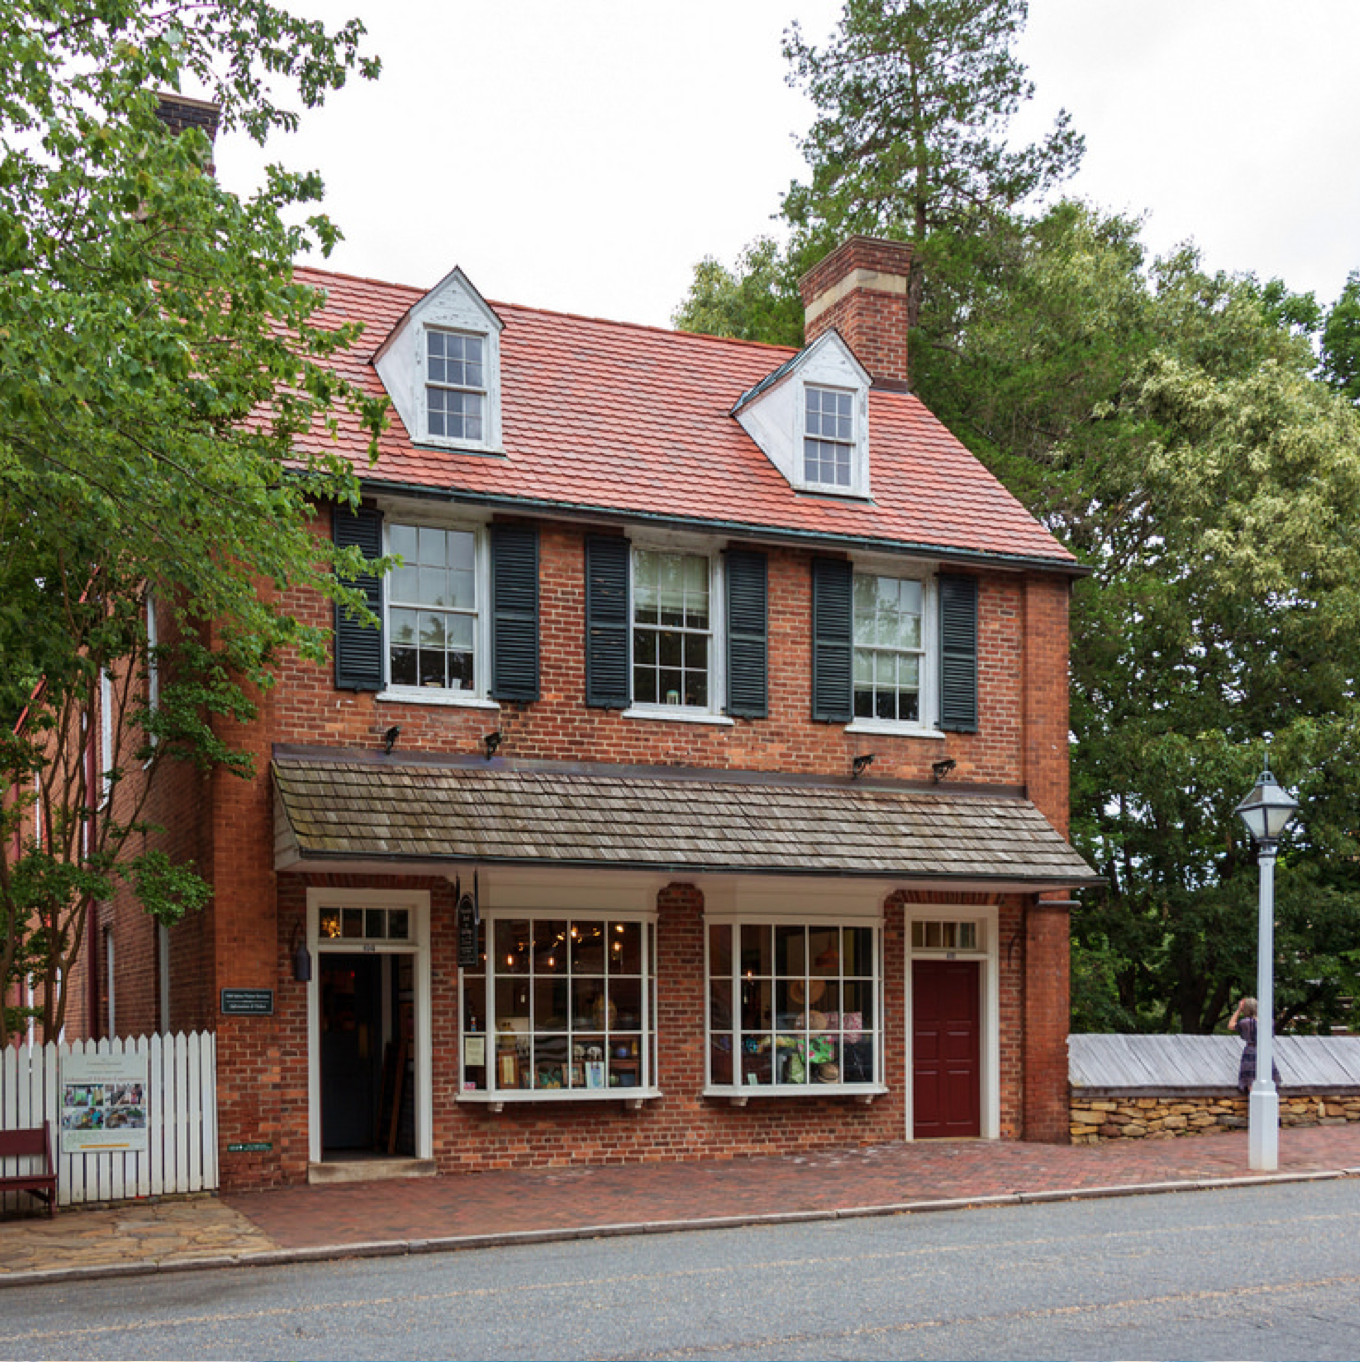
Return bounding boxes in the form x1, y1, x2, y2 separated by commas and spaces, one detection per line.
732, 331, 871, 498
374, 265, 505, 453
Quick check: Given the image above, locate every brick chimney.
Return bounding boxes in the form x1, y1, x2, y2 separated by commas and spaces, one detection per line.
798, 236, 915, 391
154, 93, 221, 173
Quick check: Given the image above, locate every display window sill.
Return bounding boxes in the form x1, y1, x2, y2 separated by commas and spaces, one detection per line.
705, 1084, 887, 1108
458, 1088, 661, 1113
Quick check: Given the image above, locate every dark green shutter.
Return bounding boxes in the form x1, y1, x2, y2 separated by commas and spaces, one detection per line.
333, 505, 384, 692
939, 573, 979, 732
811, 557, 853, 723
585, 534, 630, 708
490, 524, 539, 702
725, 549, 768, 719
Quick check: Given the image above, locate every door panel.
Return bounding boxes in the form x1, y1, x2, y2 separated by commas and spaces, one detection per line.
912, 959, 981, 1137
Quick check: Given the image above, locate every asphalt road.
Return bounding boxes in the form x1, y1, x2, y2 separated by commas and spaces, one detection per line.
3, 1178, 1358, 1361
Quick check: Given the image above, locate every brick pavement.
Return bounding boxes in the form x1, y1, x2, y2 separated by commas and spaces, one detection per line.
3, 1124, 1359, 1286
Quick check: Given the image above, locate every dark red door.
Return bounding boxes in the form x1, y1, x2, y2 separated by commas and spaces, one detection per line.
912, 959, 981, 1137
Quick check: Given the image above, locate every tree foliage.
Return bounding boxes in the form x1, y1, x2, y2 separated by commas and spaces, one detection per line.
782, 0, 1082, 327
0, 0, 384, 1041
1321, 269, 1360, 404
919, 203, 1360, 1032
670, 0, 1360, 1035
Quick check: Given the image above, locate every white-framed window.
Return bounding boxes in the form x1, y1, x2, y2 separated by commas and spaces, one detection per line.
426, 328, 485, 443
631, 547, 714, 710
706, 919, 882, 1093
853, 570, 928, 725
99, 670, 114, 806
384, 521, 484, 696
804, 385, 854, 489
460, 913, 656, 1099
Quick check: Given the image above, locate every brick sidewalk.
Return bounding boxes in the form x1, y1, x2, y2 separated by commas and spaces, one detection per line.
3, 1125, 1359, 1285
223, 1124, 1360, 1249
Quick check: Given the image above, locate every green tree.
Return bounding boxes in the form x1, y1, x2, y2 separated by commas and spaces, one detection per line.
919, 204, 1360, 1032
782, 0, 1082, 328
1321, 269, 1360, 403
0, 0, 385, 1042
671, 236, 807, 347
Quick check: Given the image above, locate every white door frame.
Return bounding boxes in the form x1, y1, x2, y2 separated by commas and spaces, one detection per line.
902, 902, 999, 1140
305, 887, 432, 1163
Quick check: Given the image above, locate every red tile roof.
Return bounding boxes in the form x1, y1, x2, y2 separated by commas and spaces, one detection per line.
294, 266, 1078, 570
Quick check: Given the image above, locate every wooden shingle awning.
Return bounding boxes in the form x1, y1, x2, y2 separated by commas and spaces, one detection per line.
272, 748, 1099, 892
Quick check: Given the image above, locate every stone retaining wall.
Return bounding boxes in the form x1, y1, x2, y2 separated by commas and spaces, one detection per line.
1070, 1092, 1360, 1143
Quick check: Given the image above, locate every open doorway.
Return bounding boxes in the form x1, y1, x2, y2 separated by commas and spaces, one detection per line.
319, 952, 416, 1159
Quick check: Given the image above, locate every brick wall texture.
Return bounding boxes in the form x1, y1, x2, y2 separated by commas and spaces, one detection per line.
82, 507, 1076, 1189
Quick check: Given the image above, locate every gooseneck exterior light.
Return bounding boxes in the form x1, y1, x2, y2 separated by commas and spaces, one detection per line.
1233, 759, 1299, 1171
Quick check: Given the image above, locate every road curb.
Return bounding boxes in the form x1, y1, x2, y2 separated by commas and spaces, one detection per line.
2, 1166, 1355, 1289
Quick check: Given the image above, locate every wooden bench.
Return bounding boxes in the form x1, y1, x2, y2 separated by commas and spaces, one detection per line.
0, 1121, 57, 1217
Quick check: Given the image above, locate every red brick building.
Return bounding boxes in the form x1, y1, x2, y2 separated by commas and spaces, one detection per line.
82, 236, 1097, 1189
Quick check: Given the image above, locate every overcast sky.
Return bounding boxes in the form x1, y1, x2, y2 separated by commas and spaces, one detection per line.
214, 0, 1360, 329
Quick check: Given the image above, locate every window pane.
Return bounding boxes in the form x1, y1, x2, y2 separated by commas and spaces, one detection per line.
533, 978, 569, 1029
319, 909, 341, 940
810, 929, 839, 974
658, 555, 684, 626
741, 924, 772, 975
495, 919, 531, 974
534, 920, 567, 971
774, 924, 804, 976
571, 921, 606, 974
611, 977, 642, 1029
611, 921, 641, 974
843, 927, 873, 974
708, 923, 732, 978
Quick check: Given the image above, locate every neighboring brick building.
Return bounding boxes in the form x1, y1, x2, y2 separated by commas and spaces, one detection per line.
79, 235, 1098, 1189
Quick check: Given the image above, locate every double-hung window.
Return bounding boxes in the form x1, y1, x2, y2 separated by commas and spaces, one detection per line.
425, 330, 485, 443
803, 385, 854, 489
387, 523, 479, 692
460, 914, 656, 1098
584, 536, 768, 720
632, 549, 712, 709
707, 920, 882, 1092
853, 572, 925, 723
811, 558, 978, 732
333, 507, 539, 703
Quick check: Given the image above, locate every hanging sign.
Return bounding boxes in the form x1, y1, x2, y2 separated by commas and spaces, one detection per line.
456, 873, 481, 969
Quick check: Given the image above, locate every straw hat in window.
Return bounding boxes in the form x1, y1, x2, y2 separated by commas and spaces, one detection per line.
789, 978, 827, 1007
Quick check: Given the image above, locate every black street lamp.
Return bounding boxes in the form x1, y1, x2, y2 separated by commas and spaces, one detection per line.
1233, 759, 1299, 1171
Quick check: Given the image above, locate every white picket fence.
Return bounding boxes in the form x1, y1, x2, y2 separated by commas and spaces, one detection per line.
1, 1032, 218, 1210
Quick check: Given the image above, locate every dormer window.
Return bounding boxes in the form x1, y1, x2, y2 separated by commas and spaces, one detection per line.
426, 331, 485, 443
374, 265, 503, 453
732, 331, 870, 499
804, 386, 854, 488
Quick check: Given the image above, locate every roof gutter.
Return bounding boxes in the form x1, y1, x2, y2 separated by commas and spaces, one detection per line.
358, 479, 1092, 578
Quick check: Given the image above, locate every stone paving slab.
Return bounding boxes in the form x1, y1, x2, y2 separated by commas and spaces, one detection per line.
2, 1123, 1358, 1287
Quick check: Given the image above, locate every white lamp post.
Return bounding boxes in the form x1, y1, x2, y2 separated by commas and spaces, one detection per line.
1233, 760, 1299, 1171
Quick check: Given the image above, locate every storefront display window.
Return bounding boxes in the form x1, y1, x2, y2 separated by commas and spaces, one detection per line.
461, 915, 655, 1096
706, 920, 881, 1091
